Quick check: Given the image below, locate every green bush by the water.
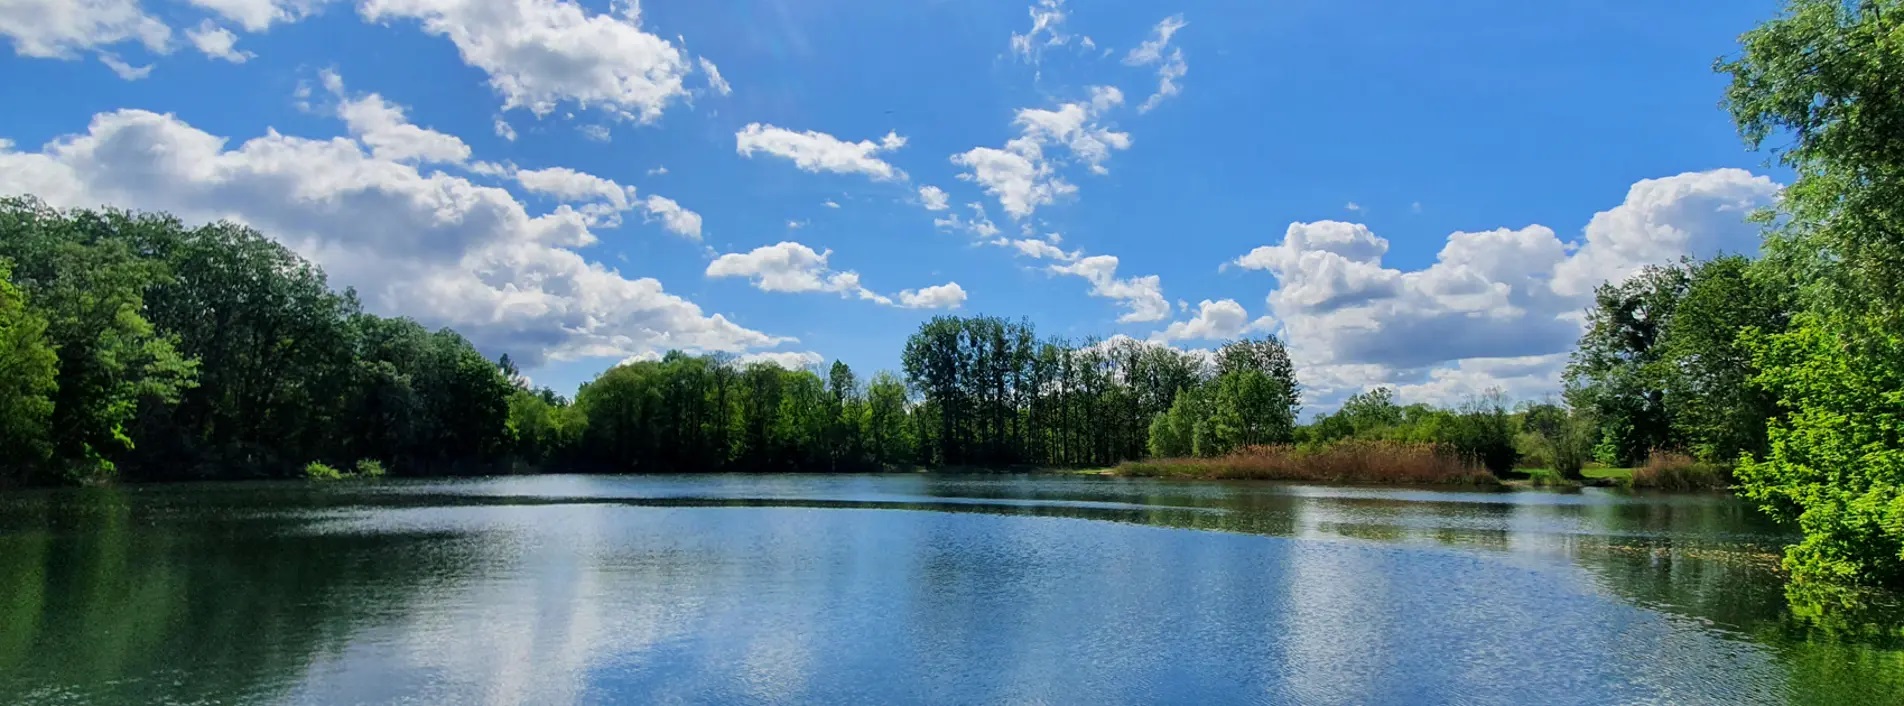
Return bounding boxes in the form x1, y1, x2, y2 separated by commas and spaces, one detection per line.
1291, 388, 1529, 476
353, 459, 386, 478
303, 462, 344, 481
1523, 468, 1582, 490
304, 460, 389, 481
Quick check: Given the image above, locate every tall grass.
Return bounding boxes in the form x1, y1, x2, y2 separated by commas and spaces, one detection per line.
1627, 451, 1730, 491
1116, 440, 1500, 486
1523, 468, 1583, 490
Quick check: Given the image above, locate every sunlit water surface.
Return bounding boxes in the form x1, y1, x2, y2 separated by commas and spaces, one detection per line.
1, 474, 1900, 705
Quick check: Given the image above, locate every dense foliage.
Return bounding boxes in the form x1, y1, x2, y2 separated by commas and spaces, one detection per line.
0, 197, 518, 485
1564, 256, 1791, 468
1712, 0, 1904, 588
0, 261, 57, 478
0, 196, 1315, 483
1294, 388, 1524, 476
0, 193, 1706, 493
1555, 0, 1904, 591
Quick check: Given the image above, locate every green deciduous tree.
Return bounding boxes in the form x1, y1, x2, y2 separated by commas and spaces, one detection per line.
1658, 255, 1791, 463
896, 319, 1298, 468
1208, 369, 1296, 452
1146, 392, 1196, 458
1718, 0, 1904, 587
1565, 262, 1692, 466
0, 261, 58, 484
863, 371, 913, 467
1446, 393, 1520, 475
134, 221, 360, 477
0, 199, 197, 481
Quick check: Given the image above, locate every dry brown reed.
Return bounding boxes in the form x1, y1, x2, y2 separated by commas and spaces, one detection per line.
1116, 440, 1500, 486
1628, 451, 1730, 491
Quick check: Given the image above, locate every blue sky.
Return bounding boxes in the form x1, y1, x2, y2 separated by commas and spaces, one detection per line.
0, 0, 1787, 410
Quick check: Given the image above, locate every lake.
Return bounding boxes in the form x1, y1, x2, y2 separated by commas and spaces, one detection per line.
0, 474, 1899, 705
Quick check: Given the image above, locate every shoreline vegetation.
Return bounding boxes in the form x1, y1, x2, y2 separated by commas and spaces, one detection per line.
2, 0, 1903, 593
1115, 442, 1500, 486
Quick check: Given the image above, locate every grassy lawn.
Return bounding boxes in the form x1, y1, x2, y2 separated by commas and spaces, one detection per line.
1515, 466, 1636, 486
1581, 466, 1635, 482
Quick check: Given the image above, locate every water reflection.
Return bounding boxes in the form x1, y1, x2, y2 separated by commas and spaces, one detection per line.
0, 475, 1898, 705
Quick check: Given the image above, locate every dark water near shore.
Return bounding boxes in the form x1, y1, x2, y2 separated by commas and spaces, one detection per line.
0, 474, 1899, 705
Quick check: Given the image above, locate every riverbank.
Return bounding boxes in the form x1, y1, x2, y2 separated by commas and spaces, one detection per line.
1111, 442, 1501, 487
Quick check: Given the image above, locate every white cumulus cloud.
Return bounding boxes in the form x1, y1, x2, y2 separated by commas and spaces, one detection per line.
1124, 15, 1187, 112
1231, 169, 1782, 410
188, 0, 314, 32
918, 185, 949, 211
577, 124, 610, 142
896, 282, 967, 309
707, 241, 959, 309
933, 202, 1001, 239
639, 194, 701, 240
98, 52, 152, 79
1008, 0, 1068, 64
1050, 254, 1169, 323
0, 0, 170, 58
507, 163, 700, 239
1007, 237, 1075, 261
698, 56, 730, 95
359, 0, 697, 123
736, 123, 906, 182
707, 241, 881, 299
1153, 299, 1253, 342
735, 350, 825, 369
0, 108, 786, 365
1550, 169, 1781, 296
324, 70, 472, 164
186, 21, 252, 63
952, 87, 1128, 219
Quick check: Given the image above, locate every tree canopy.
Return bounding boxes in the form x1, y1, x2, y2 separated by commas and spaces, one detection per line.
1713, 0, 1904, 588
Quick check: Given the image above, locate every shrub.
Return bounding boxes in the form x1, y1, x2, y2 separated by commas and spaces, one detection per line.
1117, 440, 1499, 486
1515, 431, 1553, 470
303, 461, 344, 480
1524, 468, 1582, 490
1446, 397, 1519, 475
1628, 451, 1729, 491
352, 459, 387, 478
1548, 416, 1594, 479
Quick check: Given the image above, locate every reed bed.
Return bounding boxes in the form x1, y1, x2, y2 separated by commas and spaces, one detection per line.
1116, 440, 1500, 486
1628, 451, 1730, 491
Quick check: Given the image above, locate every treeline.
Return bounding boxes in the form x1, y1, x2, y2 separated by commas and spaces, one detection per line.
0, 197, 518, 485
0, 195, 1312, 483
903, 319, 1299, 467
504, 319, 1306, 473
0, 190, 1774, 492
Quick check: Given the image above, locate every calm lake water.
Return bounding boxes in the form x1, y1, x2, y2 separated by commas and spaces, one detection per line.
1, 474, 1900, 705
